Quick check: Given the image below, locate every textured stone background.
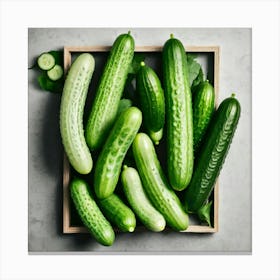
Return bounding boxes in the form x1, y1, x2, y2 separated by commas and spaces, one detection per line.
28, 28, 251, 253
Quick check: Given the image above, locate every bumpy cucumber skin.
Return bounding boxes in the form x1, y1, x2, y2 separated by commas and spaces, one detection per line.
94, 107, 142, 199
70, 178, 115, 246
132, 133, 189, 231
121, 166, 166, 232
163, 36, 193, 191
193, 80, 215, 152
184, 95, 241, 212
136, 63, 165, 145
98, 193, 136, 232
85, 32, 135, 151
60, 53, 94, 174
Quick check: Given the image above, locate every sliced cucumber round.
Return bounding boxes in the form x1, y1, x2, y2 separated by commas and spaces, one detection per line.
37, 53, 55, 70
47, 64, 63, 81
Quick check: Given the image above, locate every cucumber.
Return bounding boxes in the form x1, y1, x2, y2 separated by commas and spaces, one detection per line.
70, 178, 115, 246
47, 64, 63, 81
60, 53, 94, 174
162, 34, 193, 191
37, 52, 55, 70
184, 94, 241, 212
94, 107, 142, 199
132, 133, 189, 231
193, 80, 215, 152
86, 32, 135, 151
98, 193, 136, 232
136, 61, 165, 145
121, 165, 166, 232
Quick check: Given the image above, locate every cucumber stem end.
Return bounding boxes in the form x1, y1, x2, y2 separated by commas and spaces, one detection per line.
140, 61, 145, 67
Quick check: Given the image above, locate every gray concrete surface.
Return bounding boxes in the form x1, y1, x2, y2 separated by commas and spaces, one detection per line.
28, 28, 251, 253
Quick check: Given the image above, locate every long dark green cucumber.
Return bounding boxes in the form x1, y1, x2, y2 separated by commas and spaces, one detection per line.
136, 61, 165, 145
98, 193, 136, 232
121, 166, 166, 232
70, 178, 115, 246
184, 94, 241, 212
94, 107, 142, 199
132, 133, 189, 231
60, 53, 94, 174
193, 80, 215, 152
162, 34, 193, 191
85, 32, 135, 150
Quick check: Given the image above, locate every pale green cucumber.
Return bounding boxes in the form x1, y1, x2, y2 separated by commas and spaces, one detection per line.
60, 53, 94, 174
121, 165, 166, 232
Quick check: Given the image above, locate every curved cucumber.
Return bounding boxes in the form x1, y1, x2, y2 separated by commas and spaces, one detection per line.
162, 34, 193, 191
60, 53, 94, 174
121, 165, 166, 232
132, 133, 189, 231
94, 107, 142, 199
86, 32, 135, 150
70, 178, 115, 246
136, 61, 165, 145
98, 194, 136, 232
184, 94, 241, 212
193, 80, 215, 152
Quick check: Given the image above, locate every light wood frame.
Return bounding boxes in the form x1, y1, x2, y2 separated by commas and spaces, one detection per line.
63, 45, 220, 234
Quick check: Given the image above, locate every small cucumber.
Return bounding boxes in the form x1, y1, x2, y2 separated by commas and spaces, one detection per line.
132, 133, 189, 231
70, 178, 115, 246
86, 32, 135, 151
136, 61, 165, 145
60, 53, 94, 174
121, 165, 166, 232
193, 80, 215, 152
184, 94, 241, 212
94, 107, 142, 199
163, 34, 193, 191
98, 193, 136, 232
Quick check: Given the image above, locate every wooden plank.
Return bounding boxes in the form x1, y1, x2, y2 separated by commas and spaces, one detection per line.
62, 45, 220, 234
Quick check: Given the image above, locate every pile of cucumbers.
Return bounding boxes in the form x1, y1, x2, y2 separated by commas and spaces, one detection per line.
59, 32, 241, 246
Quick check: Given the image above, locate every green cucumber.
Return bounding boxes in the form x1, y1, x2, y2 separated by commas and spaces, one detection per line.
162, 34, 193, 191
136, 61, 165, 145
37, 52, 55, 70
94, 107, 142, 199
70, 178, 115, 246
47, 64, 63, 81
60, 53, 94, 174
98, 193, 136, 232
193, 80, 215, 152
121, 165, 166, 232
132, 133, 189, 231
184, 94, 241, 212
86, 32, 135, 151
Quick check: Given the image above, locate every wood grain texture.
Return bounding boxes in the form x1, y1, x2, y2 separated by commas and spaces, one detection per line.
62, 45, 220, 234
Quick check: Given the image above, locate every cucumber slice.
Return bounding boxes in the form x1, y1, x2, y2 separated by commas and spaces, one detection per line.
47, 64, 63, 81
37, 53, 55, 70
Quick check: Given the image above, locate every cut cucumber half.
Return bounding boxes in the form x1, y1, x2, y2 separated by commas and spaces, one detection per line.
37, 53, 55, 70
47, 64, 63, 81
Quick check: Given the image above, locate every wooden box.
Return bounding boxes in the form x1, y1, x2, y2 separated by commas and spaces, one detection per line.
63, 45, 220, 234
